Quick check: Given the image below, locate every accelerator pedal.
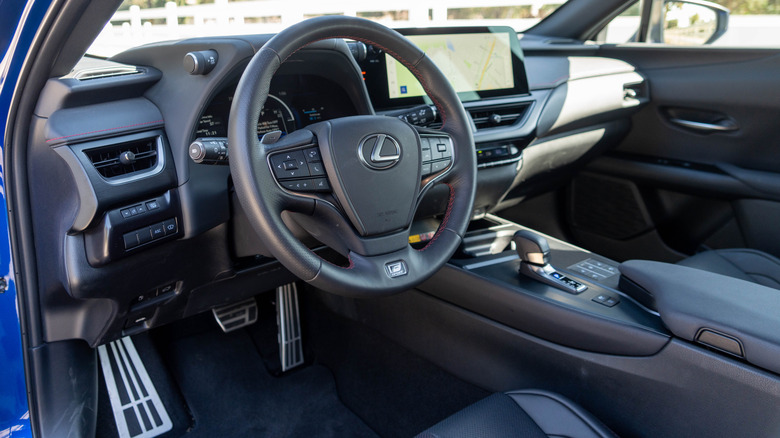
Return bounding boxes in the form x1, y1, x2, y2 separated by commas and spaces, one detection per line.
212, 298, 258, 333
277, 283, 304, 371
98, 337, 172, 438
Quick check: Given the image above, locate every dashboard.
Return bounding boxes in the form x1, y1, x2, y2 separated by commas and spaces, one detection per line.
28, 29, 647, 348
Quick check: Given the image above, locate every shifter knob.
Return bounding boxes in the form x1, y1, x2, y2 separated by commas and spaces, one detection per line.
513, 230, 550, 266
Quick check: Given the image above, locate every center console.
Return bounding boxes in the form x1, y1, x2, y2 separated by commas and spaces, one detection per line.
419, 214, 670, 356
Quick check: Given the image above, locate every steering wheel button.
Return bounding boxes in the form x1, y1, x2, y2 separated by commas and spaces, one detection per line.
313, 178, 330, 192
436, 143, 447, 153
421, 163, 432, 176
431, 160, 449, 174
385, 260, 408, 278
304, 147, 321, 162
421, 147, 432, 162
282, 160, 298, 170
308, 162, 325, 176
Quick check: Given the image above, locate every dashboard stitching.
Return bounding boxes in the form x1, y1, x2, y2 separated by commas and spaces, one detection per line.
46, 119, 165, 143
419, 182, 454, 252
278, 36, 447, 125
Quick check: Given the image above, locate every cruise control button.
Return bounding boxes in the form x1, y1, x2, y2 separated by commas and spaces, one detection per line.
308, 161, 326, 176
304, 147, 321, 162
313, 178, 330, 192
430, 160, 450, 174
421, 147, 432, 162
137, 227, 153, 244
162, 218, 177, 236
421, 163, 431, 176
439, 141, 452, 159
150, 223, 165, 240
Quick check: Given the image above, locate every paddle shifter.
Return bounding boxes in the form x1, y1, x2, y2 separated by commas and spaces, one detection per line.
512, 230, 587, 294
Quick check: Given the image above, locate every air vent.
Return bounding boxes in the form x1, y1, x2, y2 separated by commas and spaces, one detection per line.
469, 103, 531, 130
84, 137, 159, 179
73, 66, 140, 81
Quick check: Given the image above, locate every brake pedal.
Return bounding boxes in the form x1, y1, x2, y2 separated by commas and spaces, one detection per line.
98, 337, 172, 438
212, 298, 258, 333
277, 283, 304, 371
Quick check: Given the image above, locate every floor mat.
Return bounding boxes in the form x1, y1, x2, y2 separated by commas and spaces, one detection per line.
308, 298, 491, 438
159, 327, 378, 438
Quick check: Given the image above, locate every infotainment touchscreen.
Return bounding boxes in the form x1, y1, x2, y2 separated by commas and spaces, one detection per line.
386, 32, 515, 99
361, 26, 529, 109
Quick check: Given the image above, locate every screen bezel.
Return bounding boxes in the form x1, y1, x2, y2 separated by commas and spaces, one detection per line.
362, 26, 530, 110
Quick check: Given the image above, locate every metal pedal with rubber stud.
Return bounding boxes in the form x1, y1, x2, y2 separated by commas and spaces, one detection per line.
277, 283, 304, 371
212, 298, 258, 333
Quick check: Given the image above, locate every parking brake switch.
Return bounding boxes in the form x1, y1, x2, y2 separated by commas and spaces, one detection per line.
513, 230, 587, 295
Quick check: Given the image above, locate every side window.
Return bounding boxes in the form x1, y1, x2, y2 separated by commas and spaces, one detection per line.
595, 0, 780, 47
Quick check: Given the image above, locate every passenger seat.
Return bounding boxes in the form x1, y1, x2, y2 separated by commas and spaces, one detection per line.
677, 248, 780, 290
416, 389, 616, 438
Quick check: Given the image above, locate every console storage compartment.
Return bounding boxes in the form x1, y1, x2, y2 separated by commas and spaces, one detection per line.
620, 260, 780, 375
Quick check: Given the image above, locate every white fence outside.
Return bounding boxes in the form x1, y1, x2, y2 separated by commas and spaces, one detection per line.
88, 1, 780, 57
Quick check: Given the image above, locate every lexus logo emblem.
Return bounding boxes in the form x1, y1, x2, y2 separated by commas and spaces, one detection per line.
358, 133, 401, 170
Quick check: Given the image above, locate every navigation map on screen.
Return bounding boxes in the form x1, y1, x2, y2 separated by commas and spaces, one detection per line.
386, 32, 515, 99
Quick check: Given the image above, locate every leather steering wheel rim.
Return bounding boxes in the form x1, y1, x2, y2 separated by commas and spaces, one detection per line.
228, 15, 476, 297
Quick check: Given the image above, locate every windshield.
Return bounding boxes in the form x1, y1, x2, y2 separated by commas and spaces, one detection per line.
88, 0, 569, 57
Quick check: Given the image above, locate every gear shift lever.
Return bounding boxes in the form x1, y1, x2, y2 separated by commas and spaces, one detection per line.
512, 230, 587, 294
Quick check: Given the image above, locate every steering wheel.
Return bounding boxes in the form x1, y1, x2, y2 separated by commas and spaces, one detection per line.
228, 16, 476, 297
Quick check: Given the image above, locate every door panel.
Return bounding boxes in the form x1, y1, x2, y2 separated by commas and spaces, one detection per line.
565, 46, 780, 261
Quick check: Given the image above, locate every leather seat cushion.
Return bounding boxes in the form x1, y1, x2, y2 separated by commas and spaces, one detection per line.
416, 390, 616, 438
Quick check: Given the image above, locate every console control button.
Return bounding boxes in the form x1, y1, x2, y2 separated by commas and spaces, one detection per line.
146, 200, 159, 210
150, 223, 165, 240
123, 232, 139, 249
162, 219, 177, 236
136, 227, 152, 244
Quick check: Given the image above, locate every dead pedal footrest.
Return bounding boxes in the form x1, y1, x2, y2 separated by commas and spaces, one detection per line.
98, 337, 172, 438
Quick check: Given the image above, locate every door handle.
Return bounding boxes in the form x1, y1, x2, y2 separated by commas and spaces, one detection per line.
669, 118, 738, 133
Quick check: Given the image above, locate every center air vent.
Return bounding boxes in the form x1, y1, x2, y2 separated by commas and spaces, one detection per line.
469, 103, 532, 130
84, 137, 159, 179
